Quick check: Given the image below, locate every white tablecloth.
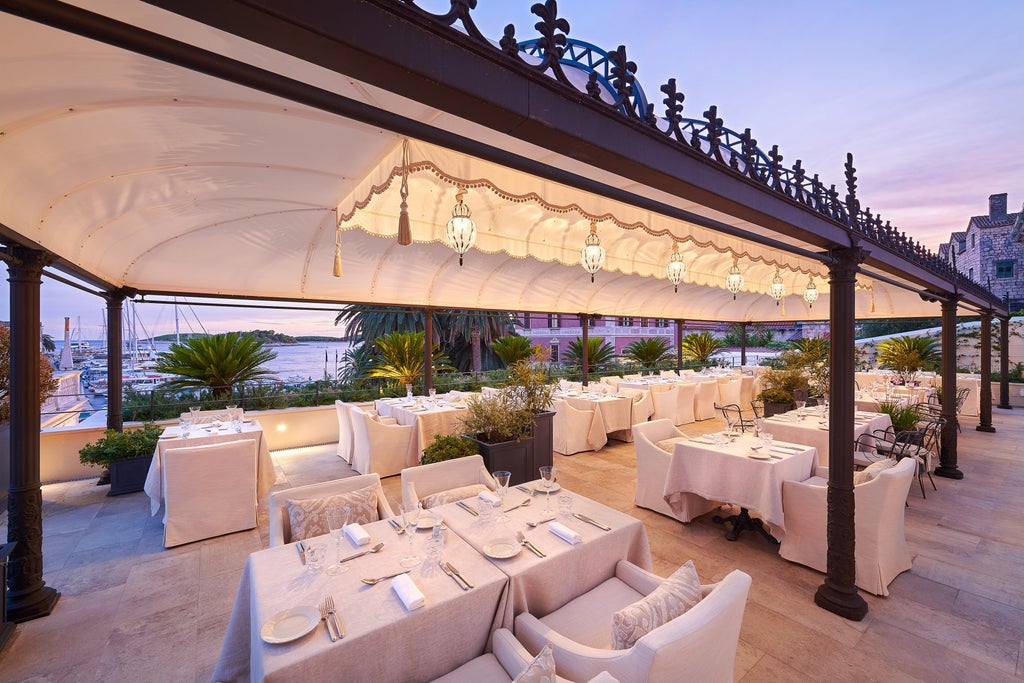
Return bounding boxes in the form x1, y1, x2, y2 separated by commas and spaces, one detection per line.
144, 419, 275, 516
213, 518, 509, 683
762, 410, 892, 467
663, 434, 818, 537
375, 399, 469, 465
565, 394, 633, 434
439, 484, 652, 628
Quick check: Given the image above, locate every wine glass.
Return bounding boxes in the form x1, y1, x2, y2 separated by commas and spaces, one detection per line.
492, 471, 511, 522
539, 466, 557, 514
189, 405, 200, 423
399, 503, 421, 567
325, 506, 351, 575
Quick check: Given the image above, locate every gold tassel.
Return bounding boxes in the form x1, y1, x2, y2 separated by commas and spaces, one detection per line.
397, 139, 412, 246
781, 296, 786, 318
870, 286, 875, 313
333, 227, 343, 277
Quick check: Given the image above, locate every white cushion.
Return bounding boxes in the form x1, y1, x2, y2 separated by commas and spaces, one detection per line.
611, 560, 702, 649
654, 436, 685, 453
285, 485, 380, 542
513, 644, 555, 683
853, 458, 896, 485
421, 483, 490, 508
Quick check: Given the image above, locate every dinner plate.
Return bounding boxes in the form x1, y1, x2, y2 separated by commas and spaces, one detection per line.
259, 605, 320, 644
483, 541, 521, 559
533, 483, 561, 494
417, 514, 441, 530
158, 434, 177, 440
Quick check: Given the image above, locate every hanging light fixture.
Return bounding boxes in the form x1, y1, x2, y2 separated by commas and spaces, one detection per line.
332, 226, 343, 277
665, 241, 685, 293
769, 267, 786, 305
580, 221, 606, 283
725, 255, 744, 299
445, 188, 476, 266
397, 139, 412, 246
803, 275, 819, 308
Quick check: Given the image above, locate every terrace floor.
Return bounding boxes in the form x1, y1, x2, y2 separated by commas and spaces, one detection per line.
1, 408, 1023, 682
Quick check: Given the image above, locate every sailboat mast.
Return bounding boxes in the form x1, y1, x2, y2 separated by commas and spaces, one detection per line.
174, 297, 180, 344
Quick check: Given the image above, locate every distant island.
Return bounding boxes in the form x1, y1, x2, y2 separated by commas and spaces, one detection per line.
152, 330, 348, 345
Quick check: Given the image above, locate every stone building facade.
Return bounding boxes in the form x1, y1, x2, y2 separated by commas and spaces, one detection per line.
940, 193, 1024, 311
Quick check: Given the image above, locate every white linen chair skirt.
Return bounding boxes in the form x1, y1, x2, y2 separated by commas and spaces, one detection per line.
552, 399, 607, 454
350, 409, 415, 477
162, 439, 257, 548
267, 473, 394, 546
335, 400, 353, 462
695, 381, 719, 420
400, 454, 495, 509
675, 383, 696, 425
651, 386, 681, 424
632, 420, 718, 522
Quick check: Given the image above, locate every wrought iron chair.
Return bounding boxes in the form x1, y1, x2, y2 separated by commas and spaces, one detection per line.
856, 417, 944, 498
719, 403, 756, 433
749, 399, 764, 420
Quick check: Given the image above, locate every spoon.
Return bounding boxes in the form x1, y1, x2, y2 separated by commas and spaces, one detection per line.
360, 569, 410, 585
338, 541, 384, 563
526, 516, 556, 528
503, 498, 532, 513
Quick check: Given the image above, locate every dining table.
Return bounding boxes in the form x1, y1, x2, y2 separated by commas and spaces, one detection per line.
143, 418, 275, 517
761, 408, 893, 467
212, 517, 510, 683
662, 432, 818, 542
438, 483, 652, 629
374, 397, 471, 465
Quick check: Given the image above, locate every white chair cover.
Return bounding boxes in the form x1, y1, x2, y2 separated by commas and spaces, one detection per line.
779, 457, 915, 595
632, 420, 718, 522
600, 376, 622, 391
267, 473, 394, 546
694, 381, 718, 420
660, 369, 678, 378
552, 399, 608, 454
351, 409, 415, 478
515, 561, 751, 683
717, 379, 742, 408
651, 386, 682, 424
675, 383, 696, 425
162, 439, 257, 548
335, 400, 354, 462
400, 454, 495, 509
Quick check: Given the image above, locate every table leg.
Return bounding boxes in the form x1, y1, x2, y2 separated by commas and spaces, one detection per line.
712, 507, 779, 544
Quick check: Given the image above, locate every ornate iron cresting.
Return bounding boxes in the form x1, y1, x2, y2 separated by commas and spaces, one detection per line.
392, 0, 1001, 308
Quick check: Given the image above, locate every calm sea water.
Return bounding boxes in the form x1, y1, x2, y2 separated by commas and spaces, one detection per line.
58, 340, 354, 381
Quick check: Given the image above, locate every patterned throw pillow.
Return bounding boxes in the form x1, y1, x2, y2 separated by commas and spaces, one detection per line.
654, 437, 686, 453
611, 560, 702, 649
285, 485, 380, 542
420, 483, 489, 508
513, 643, 555, 683
853, 457, 897, 485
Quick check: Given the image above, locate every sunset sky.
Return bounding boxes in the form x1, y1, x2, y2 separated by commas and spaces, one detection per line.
3, 0, 1022, 338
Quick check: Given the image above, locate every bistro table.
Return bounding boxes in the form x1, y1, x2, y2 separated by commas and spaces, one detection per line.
438, 483, 652, 628
662, 433, 818, 542
213, 517, 509, 683
375, 397, 471, 465
144, 418, 275, 517
762, 408, 892, 467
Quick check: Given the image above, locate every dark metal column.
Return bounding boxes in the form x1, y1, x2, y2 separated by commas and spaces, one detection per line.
739, 322, 748, 367
104, 290, 127, 432
580, 314, 589, 385
935, 296, 963, 479
675, 319, 684, 371
976, 311, 995, 433
997, 315, 1012, 410
423, 307, 433, 394
6, 246, 60, 623
815, 246, 867, 622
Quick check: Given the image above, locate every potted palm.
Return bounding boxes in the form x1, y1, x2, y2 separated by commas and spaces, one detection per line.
155, 331, 278, 398
679, 332, 725, 367
622, 337, 674, 373
460, 357, 555, 485
363, 331, 452, 394
79, 423, 163, 495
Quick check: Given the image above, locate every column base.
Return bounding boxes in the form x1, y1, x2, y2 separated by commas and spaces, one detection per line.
975, 425, 996, 433
996, 404, 1013, 410
814, 583, 867, 621
0, 621, 15, 653
934, 466, 964, 480
7, 586, 60, 623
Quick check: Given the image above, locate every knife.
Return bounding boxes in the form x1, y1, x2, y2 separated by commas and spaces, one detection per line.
387, 518, 405, 535
440, 561, 469, 590
446, 562, 474, 589
456, 500, 479, 516
328, 608, 344, 640
296, 540, 306, 565
573, 513, 611, 531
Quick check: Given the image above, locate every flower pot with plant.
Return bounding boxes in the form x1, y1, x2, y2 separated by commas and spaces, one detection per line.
420, 434, 479, 465
79, 423, 163, 496
755, 387, 795, 417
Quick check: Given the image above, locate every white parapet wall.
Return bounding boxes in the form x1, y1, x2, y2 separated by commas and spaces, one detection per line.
39, 403, 339, 485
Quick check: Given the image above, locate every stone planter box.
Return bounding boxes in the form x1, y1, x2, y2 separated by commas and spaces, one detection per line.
107, 454, 153, 496
465, 412, 554, 486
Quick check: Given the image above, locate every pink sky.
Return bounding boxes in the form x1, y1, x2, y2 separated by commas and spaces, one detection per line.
3, 0, 1022, 337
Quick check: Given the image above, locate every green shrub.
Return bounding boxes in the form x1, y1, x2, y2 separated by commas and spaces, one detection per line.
756, 387, 794, 405
420, 435, 479, 465
79, 423, 163, 468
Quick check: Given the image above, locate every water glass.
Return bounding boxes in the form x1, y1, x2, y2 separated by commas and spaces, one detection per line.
760, 432, 774, 448
304, 542, 327, 573
424, 536, 443, 564
557, 493, 573, 521
189, 405, 200, 420
179, 417, 192, 439
428, 388, 436, 399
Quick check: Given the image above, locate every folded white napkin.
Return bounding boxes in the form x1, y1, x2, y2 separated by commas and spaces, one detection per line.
549, 521, 582, 544
478, 490, 501, 506
344, 523, 371, 546
770, 445, 802, 454
392, 573, 425, 611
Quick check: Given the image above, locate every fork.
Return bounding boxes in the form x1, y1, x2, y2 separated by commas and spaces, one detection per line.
325, 595, 344, 639
387, 518, 405, 535
318, 600, 336, 642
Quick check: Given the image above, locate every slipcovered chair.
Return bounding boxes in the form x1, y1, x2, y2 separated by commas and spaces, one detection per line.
179, 408, 229, 424
600, 375, 622, 391
618, 388, 653, 423
400, 454, 495, 510
335, 400, 354, 462
632, 420, 717, 522
162, 439, 257, 548
515, 561, 751, 683
694, 381, 718, 421
350, 409, 415, 477
779, 456, 916, 596
651, 386, 682, 424
674, 382, 696, 425
738, 375, 756, 408
552, 399, 607, 454
716, 379, 742, 408
659, 369, 678, 378
268, 473, 393, 547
